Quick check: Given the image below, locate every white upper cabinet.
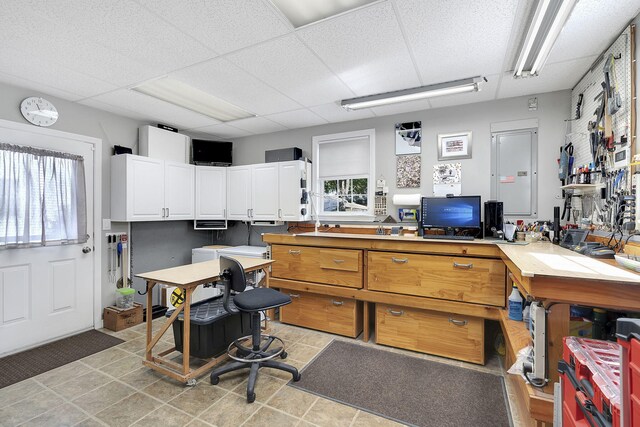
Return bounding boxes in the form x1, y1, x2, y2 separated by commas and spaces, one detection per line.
279, 161, 310, 222
195, 166, 227, 220
251, 163, 279, 221
164, 161, 195, 220
226, 166, 252, 220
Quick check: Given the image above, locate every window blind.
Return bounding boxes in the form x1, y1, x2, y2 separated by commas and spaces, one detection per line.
317, 136, 370, 178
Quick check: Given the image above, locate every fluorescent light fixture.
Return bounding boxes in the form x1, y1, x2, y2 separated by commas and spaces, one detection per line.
132, 77, 254, 122
270, 0, 378, 28
341, 77, 486, 111
513, 0, 577, 78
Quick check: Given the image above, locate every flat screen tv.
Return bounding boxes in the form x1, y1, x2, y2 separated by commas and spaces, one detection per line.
192, 139, 232, 166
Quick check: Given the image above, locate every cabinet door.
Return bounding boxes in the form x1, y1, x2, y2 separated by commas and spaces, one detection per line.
251, 163, 279, 220
279, 161, 303, 221
127, 156, 164, 221
226, 166, 251, 220
164, 161, 195, 220
195, 166, 227, 219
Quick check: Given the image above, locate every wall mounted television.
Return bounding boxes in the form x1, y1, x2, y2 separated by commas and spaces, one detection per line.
192, 139, 232, 166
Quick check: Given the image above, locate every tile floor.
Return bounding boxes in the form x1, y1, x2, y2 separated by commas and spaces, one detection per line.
0, 320, 524, 426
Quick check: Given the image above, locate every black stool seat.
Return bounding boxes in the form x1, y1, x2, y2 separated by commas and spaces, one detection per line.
233, 288, 291, 311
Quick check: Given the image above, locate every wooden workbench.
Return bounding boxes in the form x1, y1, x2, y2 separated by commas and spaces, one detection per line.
136, 256, 274, 385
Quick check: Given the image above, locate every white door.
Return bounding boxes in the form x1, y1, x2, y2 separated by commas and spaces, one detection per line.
0, 122, 96, 356
279, 161, 303, 221
164, 161, 195, 220
251, 163, 279, 220
226, 166, 251, 220
195, 166, 227, 219
128, 155, 163, 221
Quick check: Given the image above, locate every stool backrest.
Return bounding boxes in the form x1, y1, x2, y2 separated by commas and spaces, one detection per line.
220, 256, 246, 314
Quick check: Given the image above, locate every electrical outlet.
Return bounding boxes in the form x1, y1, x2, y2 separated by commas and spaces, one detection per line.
102, 219, 111, 231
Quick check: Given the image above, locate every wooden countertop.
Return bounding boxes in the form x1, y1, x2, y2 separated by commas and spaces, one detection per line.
136, 256, 274, 287
291, 231, 498, 244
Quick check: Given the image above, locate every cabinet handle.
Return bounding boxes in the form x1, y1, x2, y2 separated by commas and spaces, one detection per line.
162, 208, 166, 218
166, 208, 169, 218
453, 262, 473, 269
250, 208, 254, 217
247, 209, 250, 217
223, 208, 226, 218
278, 209, 282, 218
333, 259, 345, 264
391, 257, 408, 264
449, 318, 468, 326
289, 293, 300, 298
288, 250, 301, 255
388, 309, 404, 316
331, 300, 344, 306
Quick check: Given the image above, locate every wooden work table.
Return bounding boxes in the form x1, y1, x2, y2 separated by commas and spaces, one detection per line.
136, 256, 274, 385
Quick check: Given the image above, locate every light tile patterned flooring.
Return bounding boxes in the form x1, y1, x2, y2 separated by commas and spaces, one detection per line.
0, 320, 524, 426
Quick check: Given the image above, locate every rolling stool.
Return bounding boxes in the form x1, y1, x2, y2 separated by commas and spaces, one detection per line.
210, 256, 300, 403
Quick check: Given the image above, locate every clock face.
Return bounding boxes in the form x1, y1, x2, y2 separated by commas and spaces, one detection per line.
20, 97, 58, 127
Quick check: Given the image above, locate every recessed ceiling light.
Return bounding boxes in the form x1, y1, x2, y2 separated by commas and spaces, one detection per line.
132, 77, 254, 122
270, 0, 378, 28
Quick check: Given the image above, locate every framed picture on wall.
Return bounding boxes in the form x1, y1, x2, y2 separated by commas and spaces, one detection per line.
395, 121, 422, 155
437, 131, 472, 160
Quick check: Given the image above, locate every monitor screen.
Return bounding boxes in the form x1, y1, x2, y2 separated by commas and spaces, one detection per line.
421, 196, 481, 229
192, 139, 232, 165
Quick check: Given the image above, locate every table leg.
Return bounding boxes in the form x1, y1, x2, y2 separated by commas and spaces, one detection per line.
544, 303, 569, 394
183, 287, 192, 376
145, 281, 155, 362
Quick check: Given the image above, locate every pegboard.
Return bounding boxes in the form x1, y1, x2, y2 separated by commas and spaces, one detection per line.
570, 26, 632, 178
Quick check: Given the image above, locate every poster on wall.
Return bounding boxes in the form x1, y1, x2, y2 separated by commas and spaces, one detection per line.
437, 131, 472, 160
395, 121, 422, 155
433, 163, 461, 196
396, 154, 421, 188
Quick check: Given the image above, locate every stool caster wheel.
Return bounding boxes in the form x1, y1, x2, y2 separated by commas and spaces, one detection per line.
293, 372, 301, 382
210, 376, 219, 385
247, 392, 256, 403
280, 351, 288, 359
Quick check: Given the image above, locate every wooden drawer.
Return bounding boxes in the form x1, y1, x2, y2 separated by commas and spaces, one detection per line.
271, 245, 363, 288
368, 251, 505, 306
279, 288, 363, 337
376, 304, 484, 364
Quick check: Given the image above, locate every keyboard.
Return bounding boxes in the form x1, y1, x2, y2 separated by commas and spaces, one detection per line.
422, 234, 474, 241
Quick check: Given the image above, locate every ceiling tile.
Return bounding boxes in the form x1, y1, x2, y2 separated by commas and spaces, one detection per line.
135, 0, 292, 54
77, 98, 150, 122
84, 89, 222, 130
547, 0, 640, 64
227, 34, 354, 106
497, 56, 597, 99
369, 99, 431, 117
429, 74, 500, 108
26, 0, 215, 73
309, 103, 375, 123
0, 71, 82, 102
171, 58, 302, 115
187, 124, 254, 139
226, 117, 288, 134
396, 0, 519, 85
266, 109, 328, 128
297, 1, 421, 96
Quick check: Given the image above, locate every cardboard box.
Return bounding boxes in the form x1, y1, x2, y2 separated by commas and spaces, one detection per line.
104, 303, 143, 331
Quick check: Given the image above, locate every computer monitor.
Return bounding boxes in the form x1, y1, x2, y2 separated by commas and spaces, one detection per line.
421, 196, 481, 234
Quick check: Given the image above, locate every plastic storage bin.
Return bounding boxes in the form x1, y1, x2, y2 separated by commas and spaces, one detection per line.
558, 336, 621, 427
115, 287, 135, 309
167, 295, 252, 359
616, 318, 640, 427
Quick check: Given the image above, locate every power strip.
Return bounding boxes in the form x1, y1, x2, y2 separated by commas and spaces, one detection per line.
635, 173, 639, 231
529, 302, 546, 381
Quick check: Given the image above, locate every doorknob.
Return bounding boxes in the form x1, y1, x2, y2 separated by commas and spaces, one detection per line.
82, 246, 92, 254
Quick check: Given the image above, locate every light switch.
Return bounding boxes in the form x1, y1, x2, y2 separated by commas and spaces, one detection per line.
102, 219, 111, 231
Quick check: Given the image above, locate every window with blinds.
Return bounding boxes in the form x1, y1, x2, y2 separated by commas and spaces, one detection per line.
312, 129, 375, 219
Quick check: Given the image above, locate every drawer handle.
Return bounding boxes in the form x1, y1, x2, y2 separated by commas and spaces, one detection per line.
331, 300, 344, 306
388, 309, 404, 316
453, 262, 473, 269
333, 259, 345, 264
391, 257, 408, 264
289, 293, 300, 298
288, 250, 301, 255
449, 318, 468, 326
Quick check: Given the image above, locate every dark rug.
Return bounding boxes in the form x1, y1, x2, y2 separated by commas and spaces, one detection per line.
290, 340, 511, 427
0, 330, 124, 389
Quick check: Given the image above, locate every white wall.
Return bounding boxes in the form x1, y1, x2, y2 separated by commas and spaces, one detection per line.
0, 81, 146, 312
233, 91, 571, 221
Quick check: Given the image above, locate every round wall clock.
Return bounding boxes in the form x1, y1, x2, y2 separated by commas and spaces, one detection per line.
20, 97, 59, 127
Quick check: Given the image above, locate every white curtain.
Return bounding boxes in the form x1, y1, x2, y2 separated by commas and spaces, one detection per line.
0, 143, 87, 248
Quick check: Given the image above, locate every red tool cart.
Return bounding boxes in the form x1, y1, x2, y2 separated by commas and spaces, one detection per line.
558, 336, 621, 427
617, 318, 640, 427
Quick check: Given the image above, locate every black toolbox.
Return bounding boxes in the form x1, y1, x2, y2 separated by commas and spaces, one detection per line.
167, 295, 252, 359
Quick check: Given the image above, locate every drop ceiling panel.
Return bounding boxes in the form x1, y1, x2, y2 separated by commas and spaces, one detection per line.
297, 1, 421, 96
227, 34, 354, 106
135, 0, 291, 54
309, 103, 375, 123
497, 56, 597, 99
368, 99, 432, 117
546, 0, 640, 64
0, 71, 82, 103
85, 89, 222, 129
225, 117, 288, 134
188, 124, 254, 139
266, 109, 328, 128
396, 0, 518, 85
171, 58, 302, 115
78, 98, 150, 122
429, 74, 500, 108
